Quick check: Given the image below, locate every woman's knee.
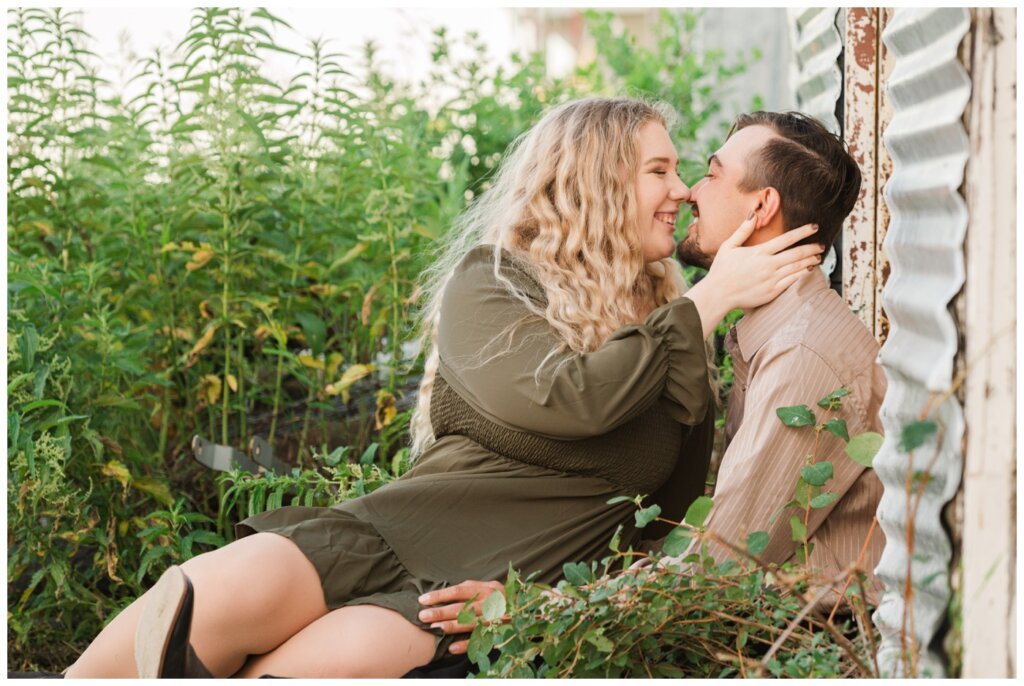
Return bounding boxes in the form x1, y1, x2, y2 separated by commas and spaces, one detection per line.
179, 533, 326, 630
182, 533, 318, 593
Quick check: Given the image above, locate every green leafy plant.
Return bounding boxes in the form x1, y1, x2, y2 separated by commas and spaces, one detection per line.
468, 495, 879, 678
771, 387, 883, 565
7, 7, 757, 672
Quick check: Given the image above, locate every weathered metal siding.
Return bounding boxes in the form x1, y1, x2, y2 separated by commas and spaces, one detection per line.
959, 7, 1016, 679
790, 7, 844, 281
872, 7, 971, 678
791, 7, 843, 132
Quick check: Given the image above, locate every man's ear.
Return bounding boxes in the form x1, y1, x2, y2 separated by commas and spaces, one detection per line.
754, 187, 783, 229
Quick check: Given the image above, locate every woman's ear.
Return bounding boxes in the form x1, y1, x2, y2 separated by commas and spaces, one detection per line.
754, 187, 783, 229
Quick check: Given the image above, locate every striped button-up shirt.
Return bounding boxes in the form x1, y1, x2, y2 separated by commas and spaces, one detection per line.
690, 269, 887, 601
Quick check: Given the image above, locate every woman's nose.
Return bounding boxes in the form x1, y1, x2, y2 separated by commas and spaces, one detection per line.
670, 178, 691, 203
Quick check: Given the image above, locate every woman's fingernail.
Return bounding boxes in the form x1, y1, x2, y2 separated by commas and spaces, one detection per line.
419, 594, 431, 603
746, 210, 755, 220
419, 610, 433, 621
430, 622, 443, 630
813, 224, 820, 232
450, 645, 464, 655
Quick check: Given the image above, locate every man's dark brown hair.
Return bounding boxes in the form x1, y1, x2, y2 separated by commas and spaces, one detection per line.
730, 111, 861, 249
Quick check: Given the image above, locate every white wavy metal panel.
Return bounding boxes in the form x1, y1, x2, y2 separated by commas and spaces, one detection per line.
791, 7, 843, 133
790, 7, 844, 278
873, 7, 970, 678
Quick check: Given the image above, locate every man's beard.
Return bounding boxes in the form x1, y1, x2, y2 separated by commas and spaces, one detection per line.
675, 233, 713, 270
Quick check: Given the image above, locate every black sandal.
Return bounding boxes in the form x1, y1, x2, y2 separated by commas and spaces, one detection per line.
134, 566, 212, 678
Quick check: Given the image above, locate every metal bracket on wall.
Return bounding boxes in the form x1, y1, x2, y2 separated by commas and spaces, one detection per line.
248, 435, 291, 475
190, 434, 261, 473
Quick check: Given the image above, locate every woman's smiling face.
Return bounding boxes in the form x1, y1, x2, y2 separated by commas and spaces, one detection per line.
634, 122, 690, 263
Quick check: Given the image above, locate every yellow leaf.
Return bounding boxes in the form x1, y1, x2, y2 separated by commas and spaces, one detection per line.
226, 374, 238, 392
181, 241, 197, 251
131, 477, 174, 506
186, 248, 214, 271
326, 352, 344, 378
335, 242, 369, 268
411, 223, 439, 240
186, 325, 219, 367
160, 241, 179, 253
157, 326, 193, 341
375, 389, 397, 430
199, 374, 222, 405
199, 300, 213, 320
325, 363, 376, 403
106, 544, 122, 582
298, 354, 325, 370
102, 460, 132, 486
254, 324, 273, 342
24, 220, 54, 237
310, 283, 339, 298
361, 283, 379, 326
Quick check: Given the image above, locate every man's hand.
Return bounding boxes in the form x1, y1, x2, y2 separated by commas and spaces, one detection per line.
418, 579, 505, 655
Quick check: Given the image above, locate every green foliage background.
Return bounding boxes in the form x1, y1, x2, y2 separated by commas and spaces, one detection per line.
7, 7, 759, 671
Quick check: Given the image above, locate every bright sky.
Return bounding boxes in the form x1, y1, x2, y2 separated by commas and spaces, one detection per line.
77, 7, 524, 95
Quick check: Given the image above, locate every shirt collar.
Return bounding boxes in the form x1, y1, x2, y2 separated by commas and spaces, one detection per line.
733, 268, 829, 362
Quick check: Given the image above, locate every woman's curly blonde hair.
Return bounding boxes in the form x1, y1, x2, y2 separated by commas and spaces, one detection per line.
409, 97, 713, 458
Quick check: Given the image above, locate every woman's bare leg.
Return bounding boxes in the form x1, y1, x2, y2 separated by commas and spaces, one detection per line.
65, 532, 327, 678
234, 605, 436, 678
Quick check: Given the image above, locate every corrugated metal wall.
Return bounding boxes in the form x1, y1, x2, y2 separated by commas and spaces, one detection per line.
871, 7, 971, 678
791, 7, 843, 132
790, 7, 844, 283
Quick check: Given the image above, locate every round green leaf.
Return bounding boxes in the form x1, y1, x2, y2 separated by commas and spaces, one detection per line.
661, 525, 692, 557
817, 386, 849, 409
809, 491, 838, 509
845, 431, 883, 467
562, 561, 592, 587
789, 515, 807, 542
746, 531, 769, 556
481, 589, 506, 622
823, 417, 850, 442
683, 495, 714, 529
775, 405, 815, 427
799, 461, 833, 487
899, 420, 937, 453
634, 503, 662, 529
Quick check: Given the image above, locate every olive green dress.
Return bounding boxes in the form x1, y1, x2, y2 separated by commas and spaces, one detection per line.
237, 244, 714, 661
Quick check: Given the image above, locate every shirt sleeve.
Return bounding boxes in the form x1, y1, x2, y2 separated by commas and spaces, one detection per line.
679, 344, 868, 567
436, 248, 711, 440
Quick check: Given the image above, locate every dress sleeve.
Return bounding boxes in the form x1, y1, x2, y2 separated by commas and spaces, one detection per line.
642, 409, 715, 542
437, 248, 710, 440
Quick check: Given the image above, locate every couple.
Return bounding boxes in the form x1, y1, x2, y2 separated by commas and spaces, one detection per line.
66, 97, 883, 679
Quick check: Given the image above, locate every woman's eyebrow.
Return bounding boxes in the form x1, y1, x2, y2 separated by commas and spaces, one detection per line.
642, 156, 677, 165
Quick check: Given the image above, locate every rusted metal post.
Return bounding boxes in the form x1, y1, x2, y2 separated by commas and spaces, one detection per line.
842, 8, 881, 335
841, 8, 894, 344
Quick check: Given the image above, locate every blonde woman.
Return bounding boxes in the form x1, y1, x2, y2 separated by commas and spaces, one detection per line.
65, 97, 822, 678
